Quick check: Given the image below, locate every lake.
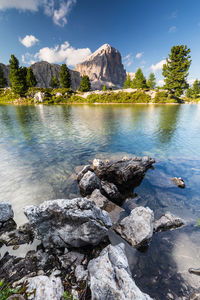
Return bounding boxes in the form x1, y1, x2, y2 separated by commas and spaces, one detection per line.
0, 103, 200, 299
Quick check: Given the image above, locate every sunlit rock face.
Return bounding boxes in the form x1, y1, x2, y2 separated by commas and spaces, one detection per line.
31, 61, 81, 90
75, 44, 127, 90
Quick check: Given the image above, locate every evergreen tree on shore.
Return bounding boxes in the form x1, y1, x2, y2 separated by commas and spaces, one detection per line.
9, 55, 26, 96
131, 68, 147, 89
49, 74, 60, 88
186, 79, 200, 98
59, 64, 71, 88
26, 67, 37, 87
123, 73, 132, 88
147, 72, 156, 89
162, 45, 191, 96
79, 75, 91, 92
0, 65, 7, 88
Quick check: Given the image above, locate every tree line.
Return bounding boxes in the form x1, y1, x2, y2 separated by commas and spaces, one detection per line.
124, 45, 200, 98
0, 55, 91, 96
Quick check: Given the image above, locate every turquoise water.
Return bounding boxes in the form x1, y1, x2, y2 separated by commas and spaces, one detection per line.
0, 103, 200, 298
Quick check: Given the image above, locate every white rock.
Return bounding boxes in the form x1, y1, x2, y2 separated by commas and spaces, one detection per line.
75, 265, 88, 282
79, 171, 100, 195
115, 206, 154, 247
89, 189, 109, 209
88, 243, 153, 300
27, 275, 64, 300
34, 92, 45, 103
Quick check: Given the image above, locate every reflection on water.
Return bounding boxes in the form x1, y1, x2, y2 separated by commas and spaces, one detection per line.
0, 104, 200, 299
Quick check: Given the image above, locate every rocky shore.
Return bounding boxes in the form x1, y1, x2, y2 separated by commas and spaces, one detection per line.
0, 156, 186, 299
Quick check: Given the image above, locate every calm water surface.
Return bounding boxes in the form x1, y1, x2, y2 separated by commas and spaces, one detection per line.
0, 104, 200, 299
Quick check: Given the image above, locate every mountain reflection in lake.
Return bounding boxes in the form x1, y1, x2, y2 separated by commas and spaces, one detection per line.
0, 103, 200, 299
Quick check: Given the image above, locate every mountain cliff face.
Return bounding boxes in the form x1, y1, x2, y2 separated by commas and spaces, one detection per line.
31, 61, 81, 90
0, 62, 81, 90
75, 44, 126, 89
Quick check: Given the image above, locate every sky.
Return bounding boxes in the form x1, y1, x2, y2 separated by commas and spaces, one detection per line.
0, 0, 200, 85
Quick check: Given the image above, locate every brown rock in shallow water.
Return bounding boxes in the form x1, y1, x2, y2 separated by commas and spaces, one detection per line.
171, 177, 185, 188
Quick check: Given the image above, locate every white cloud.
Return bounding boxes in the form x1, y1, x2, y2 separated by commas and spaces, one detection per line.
23, 41, 92, 67
22, 53, 36, 65
123, 54, 133, 67
150, 59, 166, 73
169, 26, 177, 33
0, 0, 77, 26
19, 35, 39, 48
0, 0, 38, 11
53, 0, 76, 26
158, 80, 164, 86
136, 52, 143, 59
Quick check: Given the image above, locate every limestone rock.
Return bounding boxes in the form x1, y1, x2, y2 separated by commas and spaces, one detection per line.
0, 202, 14, 222
77, 165, 93, 182
115, 207, 154, 247
34, 92, 45, 103
154, 212, 184, 232
27, 275, 64, 300
75, 44, 126, 90
101, 180, 122, 204
79, 171, 101, 196
95, 156, 155, 193
89, 189, 109, 209
0, 223, 34, 246
171, 177, 185, 188
24, 198, 112, 248
75, 265, 88, 282
31, 61, 81, 90
88, 243, 153, 300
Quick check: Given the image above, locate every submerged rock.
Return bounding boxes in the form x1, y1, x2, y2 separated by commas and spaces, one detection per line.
0, 202, 16, 234
114, 206, 154, 247
171, 177, 185, 188
154, 212, 184, 232
24, 198, 112, 248
27, 275, 64, 300
88, 243, 153, 300
79, 171, 101, 196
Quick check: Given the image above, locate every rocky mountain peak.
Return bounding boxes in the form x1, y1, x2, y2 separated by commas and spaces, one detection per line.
75, 44, 126, 89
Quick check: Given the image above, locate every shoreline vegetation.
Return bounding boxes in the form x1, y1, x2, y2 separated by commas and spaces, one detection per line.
0, 87, 199, 105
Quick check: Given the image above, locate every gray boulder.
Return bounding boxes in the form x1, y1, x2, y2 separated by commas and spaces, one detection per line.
27, 275, 64, 300
101, 180, 122, 204
89, 189, 109, 209
154, 212, 184, 232
88, 243, 153, 300
79, 171, 101, 196
0, 203, 16, 233
77, 165, 93, 182
24, 198, 112, 248
94, 156, 155, 193
115, 207, 154, 247
0, 202, 14, 222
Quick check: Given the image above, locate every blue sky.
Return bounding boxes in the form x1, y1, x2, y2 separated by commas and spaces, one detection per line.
0, 0, 200, 84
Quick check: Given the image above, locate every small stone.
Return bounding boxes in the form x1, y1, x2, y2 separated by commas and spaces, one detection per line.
89, 189, 109, 209
79, 171, 101, 196
101, 181, 122, 204
154, 212, 184, 232
171, 177, 185, 188
75, 265, 88, 282
0, 203, 14, 222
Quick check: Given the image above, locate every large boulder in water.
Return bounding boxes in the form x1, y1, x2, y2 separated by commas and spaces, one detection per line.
88, 243, 153, 300
94, 156, 155, 194
24, 198, 112, 248
114, 206, 154, 248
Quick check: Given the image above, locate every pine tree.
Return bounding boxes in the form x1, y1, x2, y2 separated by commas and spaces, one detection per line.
102, 84, 107, 91
131, 68, 147, 89
192, 79, 200, 98
185, 88, 193, 98
9, 55, 26, 96
147, 72, 156, 89
162, 45, 191, 96
123, 73, 132, 88
59, 64, 71, 88
0, 65, 7, 88
80, 75, 91, 92
26, 67, 37, 87
49, 74, 60, 88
